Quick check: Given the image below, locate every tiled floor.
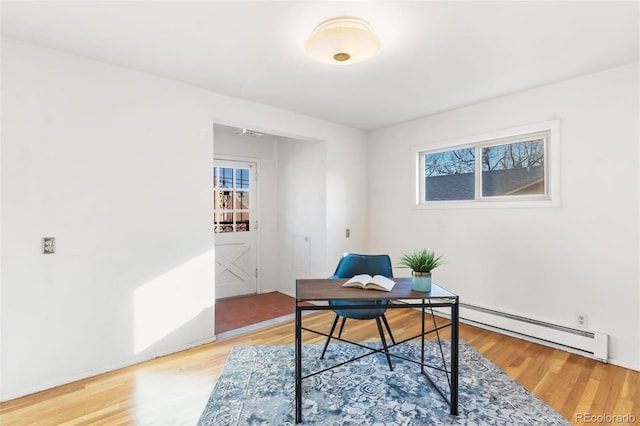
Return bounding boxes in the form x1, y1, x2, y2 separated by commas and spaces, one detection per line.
215, 291, 296, 335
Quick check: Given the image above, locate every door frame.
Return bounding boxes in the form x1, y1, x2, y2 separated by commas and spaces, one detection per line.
213, 155, 262, 298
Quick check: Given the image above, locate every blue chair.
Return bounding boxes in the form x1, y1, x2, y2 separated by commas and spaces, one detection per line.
320, 253, 396, 370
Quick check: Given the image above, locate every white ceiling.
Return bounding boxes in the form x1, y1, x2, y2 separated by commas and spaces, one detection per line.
1, 1, 638, 131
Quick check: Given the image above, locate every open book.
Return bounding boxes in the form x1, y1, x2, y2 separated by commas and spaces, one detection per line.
342, 274, 395, 292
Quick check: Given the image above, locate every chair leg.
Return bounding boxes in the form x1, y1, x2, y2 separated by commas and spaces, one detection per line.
381, 314, 396, 345
375, 317, 393, 371
320, 314, 340, 359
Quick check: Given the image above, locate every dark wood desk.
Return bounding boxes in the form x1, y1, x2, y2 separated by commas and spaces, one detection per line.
294, 277, 459, 423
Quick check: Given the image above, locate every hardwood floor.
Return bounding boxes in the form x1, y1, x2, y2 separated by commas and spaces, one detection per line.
1, 309, 638, 425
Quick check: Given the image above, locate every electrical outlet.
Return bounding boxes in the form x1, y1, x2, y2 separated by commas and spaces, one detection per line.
345, 228, 351, 238
576, 313, 588, 329
42, 237, 55, 254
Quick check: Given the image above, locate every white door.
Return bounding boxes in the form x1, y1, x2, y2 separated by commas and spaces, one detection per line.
214, 160, 258, 299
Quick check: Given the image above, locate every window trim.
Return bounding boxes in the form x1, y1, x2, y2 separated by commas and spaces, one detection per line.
413, 120, 560, 209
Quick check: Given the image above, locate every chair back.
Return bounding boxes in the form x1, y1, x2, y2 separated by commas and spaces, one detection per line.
331, 253, 393, 279
329, 253, 394, 319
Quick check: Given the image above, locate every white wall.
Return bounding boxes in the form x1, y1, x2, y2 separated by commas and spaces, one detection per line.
0, 38, 369, 400
276, 138, 327, 296
324, 126, 372, 267
275, 129, 373, 295
1, 38, 216, 400
368, 62, 640, 369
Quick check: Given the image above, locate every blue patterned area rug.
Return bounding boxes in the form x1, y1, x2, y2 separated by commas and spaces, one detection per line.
198, 341, 570, 425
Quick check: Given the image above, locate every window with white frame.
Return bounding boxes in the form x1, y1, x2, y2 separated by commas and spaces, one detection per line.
416, 121, 559, 207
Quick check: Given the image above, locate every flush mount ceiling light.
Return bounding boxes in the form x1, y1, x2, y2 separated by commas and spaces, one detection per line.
305, 16, 381, 64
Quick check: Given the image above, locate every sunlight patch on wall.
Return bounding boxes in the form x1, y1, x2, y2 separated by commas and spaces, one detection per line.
134, 250, 214, 354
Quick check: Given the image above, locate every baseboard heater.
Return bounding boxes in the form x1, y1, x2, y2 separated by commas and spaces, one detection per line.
459, 303, 609, 361
428, 302, 608, 362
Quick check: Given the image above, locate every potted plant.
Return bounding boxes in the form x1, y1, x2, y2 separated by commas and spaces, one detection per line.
399, 249, 444, 292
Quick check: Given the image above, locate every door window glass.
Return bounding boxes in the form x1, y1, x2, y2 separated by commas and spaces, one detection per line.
214, 166, 251, 233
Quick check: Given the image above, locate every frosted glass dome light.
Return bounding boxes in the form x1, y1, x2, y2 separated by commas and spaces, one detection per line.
305, 17, 381, 64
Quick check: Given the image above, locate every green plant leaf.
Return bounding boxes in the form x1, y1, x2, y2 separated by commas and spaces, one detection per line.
398, 249, 444, 272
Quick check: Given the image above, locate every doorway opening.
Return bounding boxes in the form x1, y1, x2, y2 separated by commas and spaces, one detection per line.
213, 123, 324, 335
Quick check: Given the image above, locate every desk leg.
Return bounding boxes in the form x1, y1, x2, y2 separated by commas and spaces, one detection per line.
421, 301, 425, 374
295, 305, 302, 423
450, 298, 459, 416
